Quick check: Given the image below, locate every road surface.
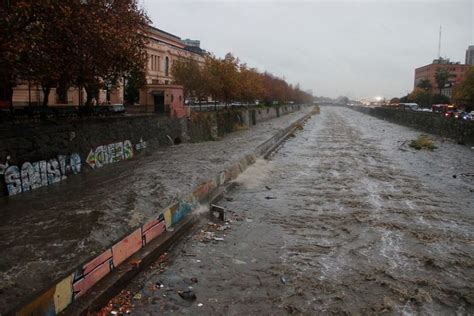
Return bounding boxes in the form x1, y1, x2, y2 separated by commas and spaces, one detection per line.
103, 106, 474, 315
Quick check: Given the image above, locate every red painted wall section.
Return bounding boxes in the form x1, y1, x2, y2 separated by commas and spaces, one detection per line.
83, 249, 112, 275
73, 260, 111, 298
168, 86, 187, 118
73, 249, 113, 298
142, 220, 166, 245
112, 228, 143, 267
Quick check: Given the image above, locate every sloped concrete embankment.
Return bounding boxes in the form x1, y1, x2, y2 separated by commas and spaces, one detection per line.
0, 104, 303, 197
10, 107, 318, 316
349, 106, 474, 145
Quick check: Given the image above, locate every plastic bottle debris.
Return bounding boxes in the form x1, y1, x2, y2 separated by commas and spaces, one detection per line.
281, 276, 289, 284
155, 280, 164, 289
178, 290, 197, 301
265, 186, 272, 190
198, 303, 204, 307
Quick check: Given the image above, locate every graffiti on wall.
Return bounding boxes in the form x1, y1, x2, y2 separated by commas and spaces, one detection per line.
2, 138, 147, 196
3, 153, 81, 196
86, 140, 134, 169
135, 138, 148, 151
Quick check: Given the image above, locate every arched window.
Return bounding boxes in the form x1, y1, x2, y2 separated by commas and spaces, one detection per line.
165, 56, 169, 76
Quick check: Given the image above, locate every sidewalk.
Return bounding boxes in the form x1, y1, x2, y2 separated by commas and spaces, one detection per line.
0, 107, 311, 312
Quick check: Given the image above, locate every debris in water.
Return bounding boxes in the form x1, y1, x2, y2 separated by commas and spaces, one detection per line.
178, 290, 197, 301
191, 277, 198, 283
133, 293, 142, 300
198, 303, 204, 307
225, 197, 234, 202
155, 280, 164, 289
265, 185, 272, 190
409, 135, 437, 150
232, 258, 247, 265
281, 276, 289, 284
265, 196, 277, 199
453, 175, 457, 178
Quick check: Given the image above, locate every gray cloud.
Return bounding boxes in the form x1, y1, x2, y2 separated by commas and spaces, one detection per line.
142, 0, 473, 99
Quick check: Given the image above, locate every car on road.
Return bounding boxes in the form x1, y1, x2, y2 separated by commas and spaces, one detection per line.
107, 104, 126, 113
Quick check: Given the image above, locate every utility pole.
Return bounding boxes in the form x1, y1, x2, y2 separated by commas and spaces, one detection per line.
438, 25, 442, 59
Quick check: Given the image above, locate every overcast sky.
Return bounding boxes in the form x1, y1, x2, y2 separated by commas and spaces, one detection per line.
142, 0, 473, 99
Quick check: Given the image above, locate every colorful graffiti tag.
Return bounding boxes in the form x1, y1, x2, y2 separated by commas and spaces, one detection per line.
3, 154, 81, 196
86, 140, 134, 169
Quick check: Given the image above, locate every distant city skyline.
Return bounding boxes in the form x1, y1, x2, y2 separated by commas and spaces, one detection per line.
142, 0, 473, 99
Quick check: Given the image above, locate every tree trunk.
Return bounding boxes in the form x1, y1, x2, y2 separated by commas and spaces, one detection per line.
41, 85, 51, 107
7, 81, 13, 114
84, 85, 93, 106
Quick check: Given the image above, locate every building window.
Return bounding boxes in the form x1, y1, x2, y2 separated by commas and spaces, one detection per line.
158, 56, 161, 71
165, 56, 169, 76
171, 94, 174, 102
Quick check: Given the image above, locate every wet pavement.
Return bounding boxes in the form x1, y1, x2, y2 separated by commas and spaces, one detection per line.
0, 108, 311, 311
107, 106, 474, 315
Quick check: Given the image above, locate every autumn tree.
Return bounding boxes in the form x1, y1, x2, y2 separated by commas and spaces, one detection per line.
435, 68, 450, 94
72, 0, 149, 106
172, 57, 208, 103
124, 68, 146, 105
390, 97, 400, 104
416, 79, 433, 91
0, 1, 43, 110
0, 0, 148, 108
453, 66, 474, 110
237, 64, 264, 104
171, 52, 312, 106
408, 88, 431, 107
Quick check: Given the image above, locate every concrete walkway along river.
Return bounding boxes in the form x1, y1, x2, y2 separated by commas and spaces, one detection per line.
101, 106, 473, 314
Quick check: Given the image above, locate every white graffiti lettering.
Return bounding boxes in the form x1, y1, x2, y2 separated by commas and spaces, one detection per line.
0, 155, 11, 176
134, 138, 148, 151
3, 154, 81, 196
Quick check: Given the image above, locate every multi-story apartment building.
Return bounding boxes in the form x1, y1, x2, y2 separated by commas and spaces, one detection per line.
414, 58, 470, 98
4, 25, 205, 116
466, 45, 474, 65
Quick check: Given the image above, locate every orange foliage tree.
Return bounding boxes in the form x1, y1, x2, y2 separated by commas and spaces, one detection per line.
172, 52, 313, 105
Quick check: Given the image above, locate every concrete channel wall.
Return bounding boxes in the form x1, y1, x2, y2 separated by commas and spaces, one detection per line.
7, 105, 315, 315
0, 104, 303, 197
349, 106, 474, 145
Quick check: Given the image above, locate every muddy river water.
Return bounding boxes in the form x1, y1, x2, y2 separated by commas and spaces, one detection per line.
113, 106, 474, 315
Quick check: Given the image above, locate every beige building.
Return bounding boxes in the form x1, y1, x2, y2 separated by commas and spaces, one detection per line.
136, 26, 205, 115
5, 25, 205, 110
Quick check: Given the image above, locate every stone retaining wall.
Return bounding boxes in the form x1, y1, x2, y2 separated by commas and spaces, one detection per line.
350, 106, 474, 145
0, 104, 304, 196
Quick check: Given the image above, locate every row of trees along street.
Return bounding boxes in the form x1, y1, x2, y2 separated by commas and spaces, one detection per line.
1, 1, 312, 111
171, 53, 313, 106
392, 67, 474, 110
0, 0, 148, 109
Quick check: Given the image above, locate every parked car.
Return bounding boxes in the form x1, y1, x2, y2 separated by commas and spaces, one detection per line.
108, 104, 126, 113
461, 112, 473, 121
